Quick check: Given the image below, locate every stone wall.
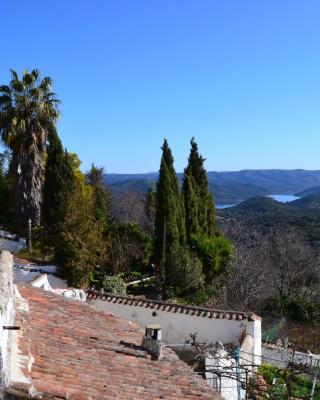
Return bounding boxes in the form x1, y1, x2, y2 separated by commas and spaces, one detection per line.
0, 251, 15, 389
262, 343, 319, 368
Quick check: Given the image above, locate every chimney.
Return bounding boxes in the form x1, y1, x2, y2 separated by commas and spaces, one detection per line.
141, 324, 162, 360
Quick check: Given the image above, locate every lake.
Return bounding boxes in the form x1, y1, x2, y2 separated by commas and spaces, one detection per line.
267, 194, 300, 202
216, 194, 300, 209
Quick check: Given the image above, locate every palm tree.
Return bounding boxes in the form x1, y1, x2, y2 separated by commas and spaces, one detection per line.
0, 69, 60, 232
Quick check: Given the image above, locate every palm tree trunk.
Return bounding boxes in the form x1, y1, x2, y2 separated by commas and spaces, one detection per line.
12, 150, 42, 234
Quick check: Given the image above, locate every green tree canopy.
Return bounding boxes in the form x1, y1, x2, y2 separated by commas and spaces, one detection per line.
145, 182, 156, 234
154, 139, 186, 277
42, 126, 75, 237
183, 137, 216, 239
0, 69, 60, 232
86, 163, 108, 224
54, 179, 107, 287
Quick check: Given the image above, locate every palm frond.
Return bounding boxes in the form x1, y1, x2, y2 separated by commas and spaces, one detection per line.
23, 73, 34, 86
9, 69, 19, 80
31, 69, 40, 81
0, 85, 10, 93
11, 80, 23, 93
0, 94, 12, 104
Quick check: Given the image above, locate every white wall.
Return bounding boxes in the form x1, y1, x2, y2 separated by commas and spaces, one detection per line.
88, 298, 261, 352
0, 251, 15, 389
206, 349, 240, 400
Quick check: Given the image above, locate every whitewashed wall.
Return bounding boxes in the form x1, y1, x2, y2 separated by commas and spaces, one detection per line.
88, 298, 261, 359
0, 251, 15, 389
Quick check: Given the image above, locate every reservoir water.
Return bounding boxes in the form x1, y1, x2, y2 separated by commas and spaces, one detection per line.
267, 194, 300, 202
216, 194, 300, 209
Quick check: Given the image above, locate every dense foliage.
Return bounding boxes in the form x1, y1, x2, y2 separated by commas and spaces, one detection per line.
257, 364, 320, 399
0, 69, 232, 305
103, 274, 127, 295
183, 137, 216, 239
154, 139, 186, 266
165, 249, 204, 294
42, 126, 75, 240
86, 164, 108, 224
54, 179, 107, 287
0, 69, 59, 233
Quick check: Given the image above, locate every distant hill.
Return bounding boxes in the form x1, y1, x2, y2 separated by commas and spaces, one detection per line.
294, 186, 320, 197
291, 193, 320, 211
104, 169, 320, 204
219, 196, 320, 247
109, 178, 152, 194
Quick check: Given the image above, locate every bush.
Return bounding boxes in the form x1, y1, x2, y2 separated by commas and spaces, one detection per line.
190, 234, 233, 283
165, 248, 204, 294
258, 364, 320, 399
282, 294, 320, 322
103, 274, 127, 295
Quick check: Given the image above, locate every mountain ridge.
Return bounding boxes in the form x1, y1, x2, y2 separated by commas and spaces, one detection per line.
104, 169, 320, 204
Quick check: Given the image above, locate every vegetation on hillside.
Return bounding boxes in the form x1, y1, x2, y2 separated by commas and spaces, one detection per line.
1, 68, 319, 330
0, 67, 233, 304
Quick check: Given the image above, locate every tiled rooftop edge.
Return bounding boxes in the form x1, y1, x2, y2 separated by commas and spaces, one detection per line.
86, 290, 261, 321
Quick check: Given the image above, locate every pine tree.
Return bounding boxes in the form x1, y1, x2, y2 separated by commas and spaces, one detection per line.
86, 164, 108, 225
42, 126, 75, 235
183, 137, 216, 239
154, 140, 186, 268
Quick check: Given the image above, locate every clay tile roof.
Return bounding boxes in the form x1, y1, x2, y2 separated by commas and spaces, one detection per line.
86, 290, 261, 321
7, 285, 220, 400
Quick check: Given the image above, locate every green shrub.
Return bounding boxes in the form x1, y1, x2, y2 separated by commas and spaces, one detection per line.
190, 234, 233, 283
259, 364, 320, 399
165, 248, 204, 293
103, 274, 127, 295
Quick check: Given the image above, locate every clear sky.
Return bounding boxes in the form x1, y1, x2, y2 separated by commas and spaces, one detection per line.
1, 1, 320, 173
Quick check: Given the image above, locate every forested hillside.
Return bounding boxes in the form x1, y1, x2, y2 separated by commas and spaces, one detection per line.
105, 169, 320, 204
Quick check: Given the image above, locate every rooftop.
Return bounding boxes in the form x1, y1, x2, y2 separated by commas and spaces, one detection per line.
87, 290, 261, 321
6, 285, 220, 399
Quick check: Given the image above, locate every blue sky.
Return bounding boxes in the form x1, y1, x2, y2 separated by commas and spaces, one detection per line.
1, 1, 320, 173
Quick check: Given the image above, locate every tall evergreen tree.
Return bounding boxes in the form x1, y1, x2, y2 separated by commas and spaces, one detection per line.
86, 164, 108, 224
183, 137, 216, 239
42, 126, 75, 235
154, 139, 185, 268
145, 182, 156, 234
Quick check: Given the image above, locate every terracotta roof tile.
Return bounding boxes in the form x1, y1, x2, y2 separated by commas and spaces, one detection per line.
86, 290, 261, 321
7, 285, 220, 399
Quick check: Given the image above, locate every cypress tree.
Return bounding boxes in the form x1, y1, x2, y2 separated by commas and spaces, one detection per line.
182, 172, 200, 239
145, 182, 156, 234
154, 139, 185, 268
42, 126, 75, 235
183, 137, 216, 239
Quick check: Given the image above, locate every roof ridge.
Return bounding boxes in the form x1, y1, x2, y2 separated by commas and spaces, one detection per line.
86, 290, 261, 321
